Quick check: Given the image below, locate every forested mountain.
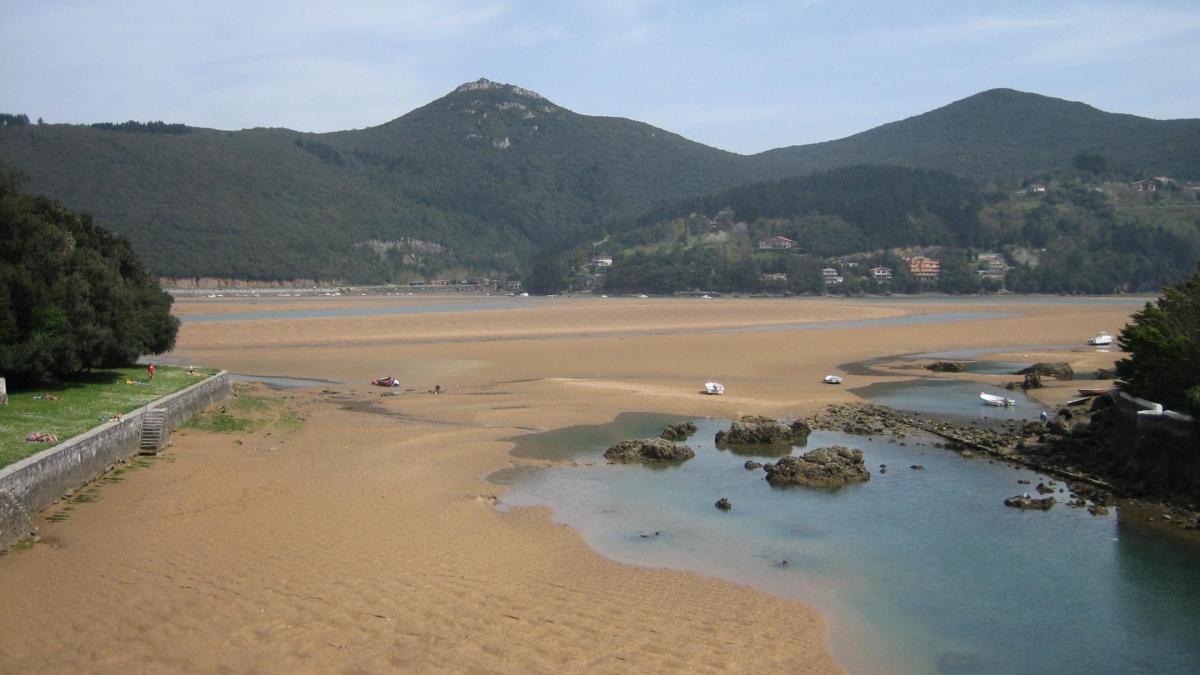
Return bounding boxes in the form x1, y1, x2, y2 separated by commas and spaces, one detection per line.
0, 82, 1196, 283
757, 89, 1200, 183
0, 79, 754, 282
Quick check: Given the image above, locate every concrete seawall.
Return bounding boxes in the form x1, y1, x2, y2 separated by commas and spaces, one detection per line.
0, 371, 231, 550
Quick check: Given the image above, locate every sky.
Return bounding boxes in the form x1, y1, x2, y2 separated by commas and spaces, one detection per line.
1, 0, 1198, 154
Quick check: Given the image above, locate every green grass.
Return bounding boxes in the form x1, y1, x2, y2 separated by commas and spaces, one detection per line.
182, 382, 303, 434
0, 366, 217, 469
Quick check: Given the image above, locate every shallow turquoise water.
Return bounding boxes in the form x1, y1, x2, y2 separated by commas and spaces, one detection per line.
495, 415, 1200, 674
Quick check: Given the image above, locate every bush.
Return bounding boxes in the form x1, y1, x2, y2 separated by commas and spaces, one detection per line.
0, 170, 179, 382
1115, 265, 1200, 414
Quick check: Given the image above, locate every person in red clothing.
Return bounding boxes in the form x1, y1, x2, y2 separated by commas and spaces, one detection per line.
147, 363, 156, 380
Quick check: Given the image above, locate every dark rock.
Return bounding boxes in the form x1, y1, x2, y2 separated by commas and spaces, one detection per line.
660, 422, 697, 441
788, 420, 812, 441
1017, 362, 1074, 380
743, 460, 762, 470
1094, 367, 1117, 380
763, 447, 870, 488
960, 450, 974, 458
1004, 495, 1056, 510
715, 497, 731, 511
715, 415, 797, 445
927, 361, 967, 372
1035, 482, 1055, 494
1022, 372, 1043, 389
910, 464, 925, 470
604, 438, 695, 463
1088, 504, 1109, 516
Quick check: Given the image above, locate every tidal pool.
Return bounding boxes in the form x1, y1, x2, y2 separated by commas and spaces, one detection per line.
496, 415, 1200, 674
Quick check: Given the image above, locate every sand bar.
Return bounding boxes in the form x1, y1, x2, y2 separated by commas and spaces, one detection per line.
0, 296, 1137, 672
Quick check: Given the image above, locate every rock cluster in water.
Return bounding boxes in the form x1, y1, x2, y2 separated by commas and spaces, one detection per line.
1016, 362, 1074, 380
715, 416, 810, 445
603, 438, 694, 463
1004, 494, 1057, 510
660, 422, 698, 441
762, 447, 870, 488
926, 360, 967, 372
715, 497, 731, 511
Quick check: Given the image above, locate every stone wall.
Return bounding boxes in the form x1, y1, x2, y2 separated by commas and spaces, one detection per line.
1112, 391, 1196, 440
0, 371, 231, 550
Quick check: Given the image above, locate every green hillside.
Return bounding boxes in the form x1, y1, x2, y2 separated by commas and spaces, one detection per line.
595, 165, 1200, 295
0, 79, 753, 282
0, 83, 1195, 283
757, 89, 1200, 182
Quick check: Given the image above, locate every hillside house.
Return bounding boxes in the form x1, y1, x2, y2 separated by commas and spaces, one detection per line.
761, 272, 788, 283
906, 256, 940, 281
976, 253, 1009, 279
1029, 183, 1047, 193
869, 266, 893, 281
758, 235, 795, 250
821, 268, 844, 284
590, 254, 613, 267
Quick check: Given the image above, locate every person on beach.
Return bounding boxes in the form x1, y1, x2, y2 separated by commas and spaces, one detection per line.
147, 363, 156, 380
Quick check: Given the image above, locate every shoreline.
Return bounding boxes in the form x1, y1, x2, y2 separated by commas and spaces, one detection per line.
0, 295, 1147, 672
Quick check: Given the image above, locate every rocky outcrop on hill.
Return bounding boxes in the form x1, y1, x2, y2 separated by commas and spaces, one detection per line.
660, 422, 698, 441
604, 438, 695, 463
716, 416, 810, 445
1017, 362, 1074, 380
763, 447, 870, 488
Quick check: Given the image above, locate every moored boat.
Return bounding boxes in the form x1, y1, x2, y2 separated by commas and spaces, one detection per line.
1077, 387, 1115, 397
704, 381, 725, 395
980, 391, 1015, 407
823, 375, 843, 384
1087, 331, 1114, 346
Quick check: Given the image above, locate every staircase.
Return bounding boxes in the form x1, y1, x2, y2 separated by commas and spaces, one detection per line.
139, 408, 169, 454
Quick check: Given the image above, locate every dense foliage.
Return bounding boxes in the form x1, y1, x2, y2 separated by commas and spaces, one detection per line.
1115, 267, 1200, 414
599, 165, 1200, 295
757, 88, 1200, 183
0, 171, 179, 382
90, 120, 191, 135
0, 85, 1195, 284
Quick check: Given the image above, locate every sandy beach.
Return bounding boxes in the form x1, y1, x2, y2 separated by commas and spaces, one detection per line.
0, 295, 1139, 673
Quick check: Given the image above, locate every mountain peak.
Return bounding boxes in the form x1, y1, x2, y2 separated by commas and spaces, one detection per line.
453, 77, 546, 101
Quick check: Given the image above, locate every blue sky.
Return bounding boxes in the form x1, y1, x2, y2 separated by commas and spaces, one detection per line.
1, 0, 1197, 153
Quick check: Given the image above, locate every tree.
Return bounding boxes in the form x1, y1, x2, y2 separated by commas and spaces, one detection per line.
0, 170, 179, 382
1115, 265, 1200, 414
525, 253, 567, 294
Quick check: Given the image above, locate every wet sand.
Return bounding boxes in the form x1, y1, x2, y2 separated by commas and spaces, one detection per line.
0, 296, 1136, 672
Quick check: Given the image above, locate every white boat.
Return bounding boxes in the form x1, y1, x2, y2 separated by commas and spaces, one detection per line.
980, 392, 1015, 407
823, 375, 843, 384
704, 382, 725, 395
1087, 331, 1114, 346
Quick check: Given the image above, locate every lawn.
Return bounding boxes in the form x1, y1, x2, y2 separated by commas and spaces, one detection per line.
0, 366, 218, 469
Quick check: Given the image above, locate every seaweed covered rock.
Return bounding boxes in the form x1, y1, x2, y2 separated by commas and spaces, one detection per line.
604, 438, 695, 463
763, 447, 870, 488
1004, 495, 1056, 510
716, 416, 801, 445
715, 498, 732, 511
927, 361, 967, 372
660, 421, 698, 441
1017, 362, 1074, 380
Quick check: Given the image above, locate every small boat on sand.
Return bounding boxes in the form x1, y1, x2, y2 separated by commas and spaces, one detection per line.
1077, 387, 1114, 397
980, 392, 1015, 407
704, 382, 725, 395
1088, 331, 1114, 346
823, 375, 843, 384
